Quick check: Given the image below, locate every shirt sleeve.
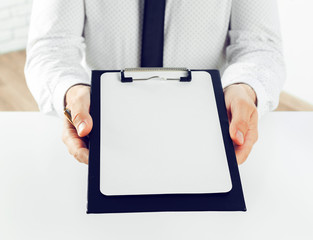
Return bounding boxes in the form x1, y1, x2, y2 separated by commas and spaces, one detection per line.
221, 0, 286, 117
24, 0, 90, 118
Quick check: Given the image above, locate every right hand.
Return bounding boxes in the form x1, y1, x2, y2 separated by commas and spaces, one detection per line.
62, 85, 92, 164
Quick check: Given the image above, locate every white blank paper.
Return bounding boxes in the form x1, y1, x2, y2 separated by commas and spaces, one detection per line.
100, 71, 232, 195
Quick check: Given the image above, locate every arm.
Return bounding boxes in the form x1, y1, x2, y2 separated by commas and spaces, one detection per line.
25, 0, 90, 118
25, 0, 92, 163
222, 0, 285, 164
223, 0, 285, 116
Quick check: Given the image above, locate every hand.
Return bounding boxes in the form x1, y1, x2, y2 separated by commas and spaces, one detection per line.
223, 84, 258, 164
62, 85, 92, 164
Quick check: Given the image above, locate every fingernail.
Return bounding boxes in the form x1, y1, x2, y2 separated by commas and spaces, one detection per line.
236, 130, 244, 145
78, 122, 86, 135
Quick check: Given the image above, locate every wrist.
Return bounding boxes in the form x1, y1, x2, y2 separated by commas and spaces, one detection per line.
231, 83, 257, 106
65, 84, 91, 107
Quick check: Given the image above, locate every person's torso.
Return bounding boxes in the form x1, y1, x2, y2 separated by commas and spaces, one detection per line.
84, 0, 232, 70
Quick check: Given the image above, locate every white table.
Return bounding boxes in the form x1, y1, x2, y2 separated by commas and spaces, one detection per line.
0, 112, 312, 240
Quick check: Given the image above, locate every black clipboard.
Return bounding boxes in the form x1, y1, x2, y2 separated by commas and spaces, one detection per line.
87, 69, 246, 213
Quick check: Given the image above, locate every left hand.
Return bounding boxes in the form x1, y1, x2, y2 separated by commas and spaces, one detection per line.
223, 83, 258, 164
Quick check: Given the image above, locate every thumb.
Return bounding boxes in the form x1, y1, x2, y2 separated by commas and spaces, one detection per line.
229, 102, 251, 146
71, 105, 93, 138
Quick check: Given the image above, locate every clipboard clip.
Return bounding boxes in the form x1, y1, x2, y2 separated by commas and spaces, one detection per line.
121, 67, 191, 83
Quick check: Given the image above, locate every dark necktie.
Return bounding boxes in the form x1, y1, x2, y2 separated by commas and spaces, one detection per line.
140, 0, 166, 67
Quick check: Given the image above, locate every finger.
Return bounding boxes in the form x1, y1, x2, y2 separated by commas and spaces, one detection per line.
229, 100, 254, 146
73, 148, 89, 164
68, 96, 93, 138
72, 111, 93, 138
235, 110, 258, 164
62, 119, 89, 164
235, 134, 255, 164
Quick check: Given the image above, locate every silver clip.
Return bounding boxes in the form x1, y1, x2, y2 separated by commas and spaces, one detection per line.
121, 68, 191, 82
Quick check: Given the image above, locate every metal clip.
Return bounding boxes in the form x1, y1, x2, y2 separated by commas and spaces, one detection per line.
121, 67, 191, 82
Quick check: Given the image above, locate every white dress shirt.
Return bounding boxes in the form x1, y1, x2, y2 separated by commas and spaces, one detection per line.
25, 0, 285, 118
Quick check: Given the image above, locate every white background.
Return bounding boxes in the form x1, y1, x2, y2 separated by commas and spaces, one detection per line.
0, 0, 32, 54
1, 112, 312, 239
278, 0, 313, 105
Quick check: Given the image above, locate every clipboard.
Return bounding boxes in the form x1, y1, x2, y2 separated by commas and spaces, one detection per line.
87, 68, 246, 213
